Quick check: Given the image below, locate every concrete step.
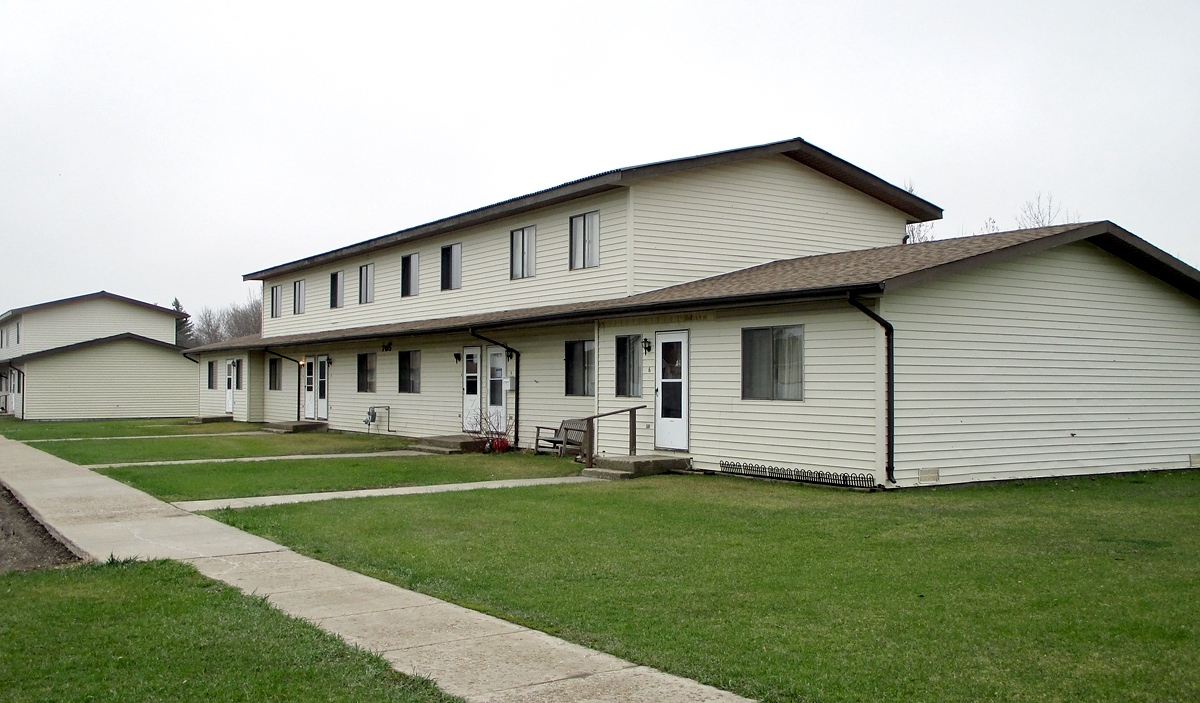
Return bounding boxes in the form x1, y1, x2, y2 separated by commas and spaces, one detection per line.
591, 454, 691, 478
190, 415, 233, 424
263, 421, 328, 434
407, 444, 462, 455
581, 467, 635, 480
413, 434, 487, 453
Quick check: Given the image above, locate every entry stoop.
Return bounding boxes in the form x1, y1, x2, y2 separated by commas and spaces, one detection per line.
407, 434, 487, 455
581, 454, 691, 480
263, 421, 328, 434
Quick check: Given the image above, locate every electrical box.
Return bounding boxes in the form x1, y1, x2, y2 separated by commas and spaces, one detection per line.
504, 377, 515, 392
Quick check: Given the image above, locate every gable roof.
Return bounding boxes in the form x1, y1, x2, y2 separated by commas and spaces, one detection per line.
0, 291, 188, 324
243, 137, 945, 281
2, 333, 185, 365
188, 221, 1199, 355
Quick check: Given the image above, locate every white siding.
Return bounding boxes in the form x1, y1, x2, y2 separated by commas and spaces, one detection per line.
630, 155, 909, 293
20, 298, 178, 354
197, 352, 255, 422
888, 241, 1200, 486
0, 318, 24, 362
264, 354, 301, 422
595, 303, 883, 478
260, 191, 629, 339
21, 339, 197, 420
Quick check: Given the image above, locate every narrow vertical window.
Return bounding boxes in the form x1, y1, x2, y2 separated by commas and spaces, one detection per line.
270, 285, 282, 318
357, 352, 377, 392
207, 361, 216, 389
565, 340, 596, 396
399, 350, 421, 393
510, 226, 536, 279
234, 359, 243, 391
441, 243, 462, 290
741, 325, 804, 400
268, 358, 282, 391
401, 253, 419, 297
330, 271, 344, 308
293, 280, 305, 314
13, 322, 18, 344
569, 211, 600, 269
359, 263, 375, 304
615, 335, 643, 397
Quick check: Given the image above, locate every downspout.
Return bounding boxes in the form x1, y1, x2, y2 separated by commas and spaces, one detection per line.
469, 330, 520, 447
848, 296, 896, 485
15, 367, 25, 420
265, 348, 302, 422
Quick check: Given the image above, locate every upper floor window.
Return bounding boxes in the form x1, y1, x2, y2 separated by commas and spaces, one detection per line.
401, 254, 419, 297
357, 352, 377, 392
293, 280, 306, 314
742, 325, 804, 400
359, 264, 375, 304
615, 334, 643, 397
270, 285, 282, 318
441, 243, 462, 290
510, 226, 536, 279
330, 271, 344, 308
399, 350, 421, 393
569, 211, 599, 270
13, 322, 18, 344
268, 357, 282, 391
565, 340, 596, 396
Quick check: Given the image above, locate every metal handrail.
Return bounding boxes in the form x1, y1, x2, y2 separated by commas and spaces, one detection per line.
579, 405, 647, 468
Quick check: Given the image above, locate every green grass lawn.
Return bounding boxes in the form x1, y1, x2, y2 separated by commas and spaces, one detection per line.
99, 453, 581, 502
0, 416, 265, 441
35, 432, 413, 465
213, 471, 1200, 703
0, 559, 460, 703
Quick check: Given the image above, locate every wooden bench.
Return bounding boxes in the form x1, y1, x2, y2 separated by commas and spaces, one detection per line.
534, 419, 588, 457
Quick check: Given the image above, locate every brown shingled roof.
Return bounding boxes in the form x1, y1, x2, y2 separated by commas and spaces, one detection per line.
187, 221, 1200, 354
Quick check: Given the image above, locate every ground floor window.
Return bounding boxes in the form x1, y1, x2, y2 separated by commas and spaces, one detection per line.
207, 360, 216, 389
742, 325, 804, 400
565, 340, 595, 396
234, 359, 243, 390
268, 358, 282, 391
615, 334, 643, 397
357, 353, 376, 393
398, 351, 420, 393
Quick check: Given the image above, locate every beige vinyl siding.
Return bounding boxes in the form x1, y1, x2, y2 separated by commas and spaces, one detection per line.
595, 303, 882, 478
264, 354, 301, 422
198, 352, 254, 421
273, 324, 596, 444
20, 339, 196, 420
260, 191, 629, 339
887, 240, 1200, 486
630, 155, 909, 293
0, 318, 23, 362
20, 298, 178, 354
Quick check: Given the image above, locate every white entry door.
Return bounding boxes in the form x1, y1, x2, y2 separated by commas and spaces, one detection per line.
655, 331, 689, 450
486, 346, 506, 432
315, 355, 329, 420
304, 358, 316, 419
225, 360, 235, 413
462, 346, 481, 432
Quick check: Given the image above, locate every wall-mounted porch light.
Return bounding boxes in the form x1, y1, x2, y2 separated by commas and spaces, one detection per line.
641, 337, 653, 354
454, 352, 462, 363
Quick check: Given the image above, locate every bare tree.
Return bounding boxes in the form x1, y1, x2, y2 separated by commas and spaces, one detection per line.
1016, 192, 1080, 229
903, 180, 936, 243
191, 306, 224, 346
189, 290, 263, 345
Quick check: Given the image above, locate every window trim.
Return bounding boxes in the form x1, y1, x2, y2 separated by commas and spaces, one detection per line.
357, 352, 377, 393
293, 280, 305, 314
398, 350, 421, 393
269, 285, 282, 318
401, 253, 418, 297
615, 334, 643, 398
207, 360, 216, 390
234, 359, 243, 391
330, 271, 344, 308
510, 225, 536, 279
741, 324, 805, 401
564, 339, 596, 397
441, 243, 462, 291
268, 357, 282, 391
359, 263, 375, 304
569, 211, 600, 270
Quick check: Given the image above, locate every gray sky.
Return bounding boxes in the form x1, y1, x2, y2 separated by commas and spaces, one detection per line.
2, 1, 1197, 314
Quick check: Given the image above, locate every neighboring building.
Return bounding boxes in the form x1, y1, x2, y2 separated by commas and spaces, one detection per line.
185, 137, 1200, 487
0, 292, 197, 420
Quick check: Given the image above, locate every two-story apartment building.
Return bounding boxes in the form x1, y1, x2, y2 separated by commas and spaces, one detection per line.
0, 291, 197, 420
186, 137, 1200, 487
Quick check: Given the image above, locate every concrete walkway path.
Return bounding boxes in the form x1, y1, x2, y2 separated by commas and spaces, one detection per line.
82, 449, 429, 469
0, 437, 750, 703
172, 476, 600, 512
22, 431, 271, 443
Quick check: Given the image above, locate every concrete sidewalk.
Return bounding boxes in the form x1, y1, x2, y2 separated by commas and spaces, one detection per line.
0, 437, 750, 703
82, 449, 428, 469
172, 475, 600, 512
22, 431, 270, 443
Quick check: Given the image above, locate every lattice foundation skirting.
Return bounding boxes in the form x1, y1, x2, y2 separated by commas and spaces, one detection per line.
719, 460, 881, 489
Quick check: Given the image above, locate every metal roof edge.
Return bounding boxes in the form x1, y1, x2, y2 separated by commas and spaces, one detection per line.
7, 332, 184, 364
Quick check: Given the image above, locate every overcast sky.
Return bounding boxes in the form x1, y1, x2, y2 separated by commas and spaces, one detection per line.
2, 1, 1197, 314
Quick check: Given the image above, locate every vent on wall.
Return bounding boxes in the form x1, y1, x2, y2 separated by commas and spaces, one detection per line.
1190, 455, 1200, 469
918, 468, 940, 485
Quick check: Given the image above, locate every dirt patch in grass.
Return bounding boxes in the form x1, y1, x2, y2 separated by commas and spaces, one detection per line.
0, 485, 78, 574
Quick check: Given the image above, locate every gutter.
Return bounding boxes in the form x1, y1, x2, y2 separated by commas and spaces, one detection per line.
848, 295, 896, 485
265, 348, 303, 422
468, 330, 520, 447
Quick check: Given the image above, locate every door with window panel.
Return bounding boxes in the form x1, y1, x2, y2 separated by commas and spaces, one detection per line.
486, 347, 506, 432
655, 331, 688, 450
462, 346, 481, 432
